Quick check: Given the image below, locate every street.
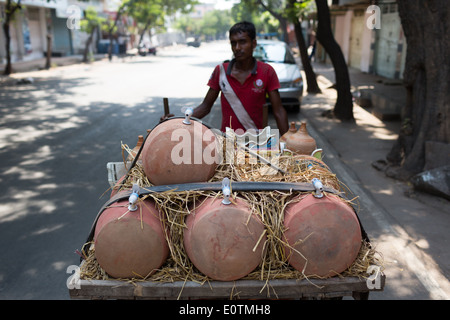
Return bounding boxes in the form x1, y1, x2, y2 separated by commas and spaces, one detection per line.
0, 42, 230, 299
0, 41, 448, 300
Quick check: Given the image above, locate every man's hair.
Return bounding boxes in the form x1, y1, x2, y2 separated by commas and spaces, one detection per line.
229, 21, 256, 41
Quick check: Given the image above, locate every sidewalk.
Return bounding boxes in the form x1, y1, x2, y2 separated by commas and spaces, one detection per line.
0, 54, 108, 75
293, 63, 450, 299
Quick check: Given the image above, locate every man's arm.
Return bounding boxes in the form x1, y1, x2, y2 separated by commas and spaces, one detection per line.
193, 87, 220, 119
267, 89, 288, 136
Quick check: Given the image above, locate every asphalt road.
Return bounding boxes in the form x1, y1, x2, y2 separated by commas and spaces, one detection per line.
0, 42, 229, 299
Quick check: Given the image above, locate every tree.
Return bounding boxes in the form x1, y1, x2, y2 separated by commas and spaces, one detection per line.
80, 7, 105, 63
315, 0, 354, 121
2, 0, 57, 74
2, 0, 22, 75
251, 0, 321, 94
174, 15, 201, 37
384, 0, 450, 179
128, 0, 165, 47
254, 0, 289, 42
286, 0, 321, 94
230, 0, 260, 26
127, 0, 197, 48
201, 10, 232, 40
105, 0, 138, 61
44, 6, 53, 70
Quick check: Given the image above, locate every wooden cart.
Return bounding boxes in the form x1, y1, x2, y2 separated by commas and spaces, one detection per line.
69, 273, 385, 300
68, 162, 385, 300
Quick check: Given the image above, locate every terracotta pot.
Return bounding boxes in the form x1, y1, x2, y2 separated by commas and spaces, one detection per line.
141, 118, 219, 185
184, 197, 266, 281
280, 122, 298, 142
285, 121, 317, 155
293, 155, 340, 190
110, 175, 126, 198
283, 194, 362, 278
294, 154, 331, 171
126, 135, 144, 162
94, 195, 169, 279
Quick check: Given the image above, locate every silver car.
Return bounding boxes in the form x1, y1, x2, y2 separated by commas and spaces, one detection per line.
253, 39, 303, 112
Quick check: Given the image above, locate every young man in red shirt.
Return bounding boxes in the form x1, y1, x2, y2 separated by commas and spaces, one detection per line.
192, 21, 289, 136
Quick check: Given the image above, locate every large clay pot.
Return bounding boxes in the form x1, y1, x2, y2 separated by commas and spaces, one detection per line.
110, 174, 126, 198
285, 121, 317, 155
184, 197, 266, 281
293, 155, 341, 191
141, 118, 219, 185
94, 196, 169, 279
283, 194, 362, 278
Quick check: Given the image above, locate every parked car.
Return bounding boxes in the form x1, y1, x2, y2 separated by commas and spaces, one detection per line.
253, 39, 303, 112
186, 37, 201, 48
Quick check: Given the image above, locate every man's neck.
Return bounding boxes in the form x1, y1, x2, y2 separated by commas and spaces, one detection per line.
233, 57, 256, 72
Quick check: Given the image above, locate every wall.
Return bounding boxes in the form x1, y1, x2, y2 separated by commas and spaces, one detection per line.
373, 8, 403, 79
334, 10, 352, 63
329, 1, 406, 79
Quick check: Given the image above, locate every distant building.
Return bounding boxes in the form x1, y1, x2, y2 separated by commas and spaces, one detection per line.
314, 0, 406, 80
0, 0, 111, 64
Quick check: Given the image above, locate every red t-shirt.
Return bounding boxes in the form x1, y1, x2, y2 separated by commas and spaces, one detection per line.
207, 59, 280, 132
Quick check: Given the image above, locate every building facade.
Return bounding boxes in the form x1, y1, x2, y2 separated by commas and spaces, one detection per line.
316, 0, 406, 80
0, 0, 107, 64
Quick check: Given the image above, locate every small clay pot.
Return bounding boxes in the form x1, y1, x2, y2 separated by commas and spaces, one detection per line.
285, 121, 317, 155
127, 135, 144, 162
280, 122, 298, 142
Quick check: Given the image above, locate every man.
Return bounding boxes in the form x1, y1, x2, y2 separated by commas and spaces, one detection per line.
192, 21, 289, 136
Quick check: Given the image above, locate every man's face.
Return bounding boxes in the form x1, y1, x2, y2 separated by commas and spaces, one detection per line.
230, 31, 256, 62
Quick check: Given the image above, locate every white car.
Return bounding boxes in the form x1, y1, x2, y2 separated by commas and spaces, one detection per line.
253, 39, 303, 112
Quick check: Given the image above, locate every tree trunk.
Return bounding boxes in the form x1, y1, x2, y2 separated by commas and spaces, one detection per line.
83, 26, 97, 63
45, 33, 52, 69
139, 21, 151, 46
279, 18, 289, 43
293, 19, 321, 94
258, 0, 321, 94
2, 22, 13, 75
315, 0, 354, 121
2, 0, 21, 75
108, 6, 125, 61
45, 9, 52, 70
385, 0, 450, 179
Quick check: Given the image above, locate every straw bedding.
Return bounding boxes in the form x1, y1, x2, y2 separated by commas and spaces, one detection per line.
79, 139, 384, 289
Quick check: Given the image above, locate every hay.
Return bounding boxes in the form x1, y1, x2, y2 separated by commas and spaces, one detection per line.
80, 140, 383, 286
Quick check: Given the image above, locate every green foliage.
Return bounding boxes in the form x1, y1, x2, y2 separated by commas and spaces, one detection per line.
123, 0, 198, 37
286, 0, 315, 21
174, 15, 201, 36
201, 10, 232, 38
80, 6, 105, 34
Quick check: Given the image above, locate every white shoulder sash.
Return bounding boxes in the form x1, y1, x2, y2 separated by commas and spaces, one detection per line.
219, 64, 257, 130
